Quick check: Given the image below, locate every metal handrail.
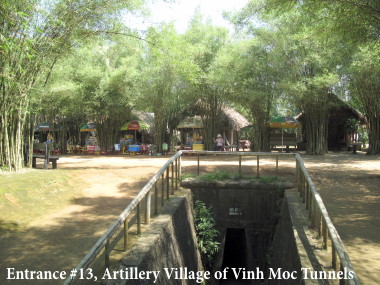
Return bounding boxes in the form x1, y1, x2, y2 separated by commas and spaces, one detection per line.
295, 154, 360, 284
64, 151, 182, 284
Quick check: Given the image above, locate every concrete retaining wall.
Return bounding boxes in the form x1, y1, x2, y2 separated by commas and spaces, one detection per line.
267, 193, 303, 284
108, 190, 203, 285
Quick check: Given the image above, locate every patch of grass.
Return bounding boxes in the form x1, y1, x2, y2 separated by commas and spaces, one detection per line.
0, 169, 84, 232
182, 171, 284, 183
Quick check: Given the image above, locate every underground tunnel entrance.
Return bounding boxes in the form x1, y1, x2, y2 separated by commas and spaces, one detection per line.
220, 228, 250, 283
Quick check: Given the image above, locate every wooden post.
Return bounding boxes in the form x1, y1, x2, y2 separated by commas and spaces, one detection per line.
332, 242, 337, 270
322, 218, 328, 250
317, 209, 322, 238
137, 203, 141, 235
256, 156, 260, 177
154, 181, 158, 215
124, 220, 128, 251
303, 180, 307, 204
298, 172, 302, 194
161, 173, 165, 206
145, 191, 151, 224
339, 264, 345, 285
308, 189, 312, 218
276, 156, 279, 177
105, 239, 110, 268
179, 155, 182, 181
166, 167, 170, 199
239, 156, 242, 176
171, 162, 174, 193
197, 154, 200, 176
310, 198, 315, 227
175, 158, 178, 190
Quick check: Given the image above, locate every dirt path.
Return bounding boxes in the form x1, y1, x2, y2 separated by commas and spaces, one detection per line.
300, 153, 380, 284
0, 155, 169, 284
0, 152, 379, 284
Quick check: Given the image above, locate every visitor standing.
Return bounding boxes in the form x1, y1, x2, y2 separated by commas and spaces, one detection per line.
214, 134, 224, 151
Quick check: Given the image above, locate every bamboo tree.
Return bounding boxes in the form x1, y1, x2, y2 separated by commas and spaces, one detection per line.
349, 42, 380, 154
239, 0, 380, 154
0, 0, 144, 170
140, 24, 198, 153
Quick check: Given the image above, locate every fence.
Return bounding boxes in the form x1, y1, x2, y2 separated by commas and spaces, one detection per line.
295, 154, 360, 284
64, 150, 359, 285
63, 151, 182, 285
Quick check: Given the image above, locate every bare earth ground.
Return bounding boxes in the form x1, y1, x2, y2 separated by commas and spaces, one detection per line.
0, 152, 379, 284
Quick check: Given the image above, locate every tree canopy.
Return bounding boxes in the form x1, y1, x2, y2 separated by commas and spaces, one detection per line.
1, 0, 380, 170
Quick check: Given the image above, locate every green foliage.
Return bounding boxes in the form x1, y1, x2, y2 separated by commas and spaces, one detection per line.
194, 200, 220, 270
183, 171, 282, 184
344, 118, 359, 134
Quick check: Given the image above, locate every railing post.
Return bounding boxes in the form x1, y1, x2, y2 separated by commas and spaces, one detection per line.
166, 167, 170, 199
154, 181, 158, 215
256, 155, 260, 177
124, 220, 128, 251
175, 158, 178, 190
239, 156, 242, 176
317, 208, 322, 237
276, 155, 279, 177
339, 264, 345, 285
137, 203, 141, 235
145, 191, 151, 224
298, 172, 302, 194
105, 239, 110, 269
308, 188, 312, 218
161, 173, 165, 206
311, 198, 315, 227
332, 242, 337, 270
197, 154, 200, 176
302, 179, 306, 204
322, 218, 328, 250
179, 155, 182, 181
171, 162, 174, 194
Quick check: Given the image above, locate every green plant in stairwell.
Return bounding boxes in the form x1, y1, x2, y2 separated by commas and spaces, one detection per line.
194, 200, 220, 271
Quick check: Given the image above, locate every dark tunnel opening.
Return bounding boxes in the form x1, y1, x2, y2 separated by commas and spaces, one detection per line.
220, 228, 249, 283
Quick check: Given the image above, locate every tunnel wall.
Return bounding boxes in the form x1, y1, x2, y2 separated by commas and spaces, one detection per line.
183, 180, 293, 271
267, 194, 304, 284
111, 181, 315, 285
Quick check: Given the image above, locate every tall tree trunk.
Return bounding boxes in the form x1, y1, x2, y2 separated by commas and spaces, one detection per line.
304, 106, 329, 155
250, 100, 270, 152
367, 116, 380, 155
198, 88, 223, 151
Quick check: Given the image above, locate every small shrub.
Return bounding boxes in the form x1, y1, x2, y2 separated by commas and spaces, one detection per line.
194, 200, 220, 270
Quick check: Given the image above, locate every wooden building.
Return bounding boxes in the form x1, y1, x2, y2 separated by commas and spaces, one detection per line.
296, 96, 366, 151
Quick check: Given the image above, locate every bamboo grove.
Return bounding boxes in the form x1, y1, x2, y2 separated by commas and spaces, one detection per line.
1, 0, 380, 170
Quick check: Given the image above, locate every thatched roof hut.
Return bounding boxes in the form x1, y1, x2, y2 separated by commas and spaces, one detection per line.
220, 105, 250, 131
177, 116, 204, 129
175, 102, 250, 146
131, 110, 155, 129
